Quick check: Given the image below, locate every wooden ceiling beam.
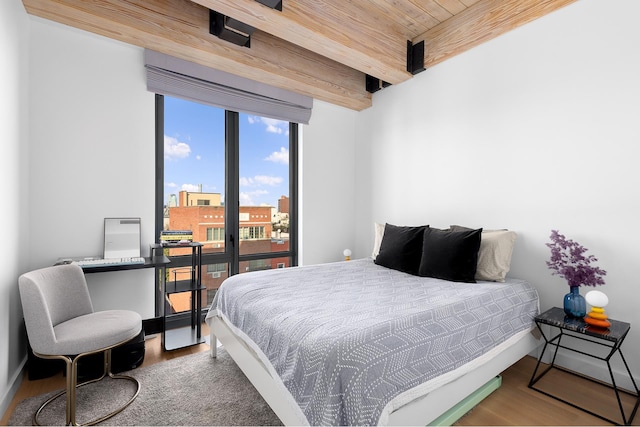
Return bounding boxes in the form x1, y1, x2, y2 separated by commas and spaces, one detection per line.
22, 0, 372, 111
190, 0, 413, 85
415, 0, 578, 69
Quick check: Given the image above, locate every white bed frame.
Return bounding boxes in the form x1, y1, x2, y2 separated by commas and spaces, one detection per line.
209, 315, 541, 426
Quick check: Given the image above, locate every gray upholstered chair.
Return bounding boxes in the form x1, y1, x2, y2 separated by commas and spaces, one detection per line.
19, 263, 142, 426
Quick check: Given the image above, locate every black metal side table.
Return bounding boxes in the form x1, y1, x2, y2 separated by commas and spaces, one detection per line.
529, 307, 640, 425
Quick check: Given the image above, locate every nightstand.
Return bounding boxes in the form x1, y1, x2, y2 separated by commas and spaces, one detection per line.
529, 307, 640, 425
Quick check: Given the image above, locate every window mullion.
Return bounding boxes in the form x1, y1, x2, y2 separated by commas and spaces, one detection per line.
155, 95, 165, 242
289, 122, 299, 267
225, 111, 240, 276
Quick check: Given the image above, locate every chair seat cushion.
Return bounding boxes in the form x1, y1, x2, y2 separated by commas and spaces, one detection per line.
48, 310, 142, 356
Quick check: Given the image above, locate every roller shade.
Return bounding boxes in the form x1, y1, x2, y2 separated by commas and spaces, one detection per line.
145, 49, 313, 124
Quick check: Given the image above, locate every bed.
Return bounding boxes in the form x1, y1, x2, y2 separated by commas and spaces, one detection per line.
205, 254, 540, 426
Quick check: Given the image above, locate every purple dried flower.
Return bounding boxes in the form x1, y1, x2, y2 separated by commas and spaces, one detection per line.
546, 230, 606, 287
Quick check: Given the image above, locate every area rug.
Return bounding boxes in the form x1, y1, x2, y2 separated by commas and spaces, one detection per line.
9, 348, 283, 426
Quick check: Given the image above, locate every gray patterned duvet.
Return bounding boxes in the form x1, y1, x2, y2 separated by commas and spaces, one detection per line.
207, 258, 539, 426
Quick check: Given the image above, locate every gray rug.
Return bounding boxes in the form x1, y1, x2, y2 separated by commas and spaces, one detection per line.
9, 348, 283, 426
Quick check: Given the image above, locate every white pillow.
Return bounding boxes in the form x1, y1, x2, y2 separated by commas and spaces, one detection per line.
372, 222, 385, 259
475, 230, 517, 282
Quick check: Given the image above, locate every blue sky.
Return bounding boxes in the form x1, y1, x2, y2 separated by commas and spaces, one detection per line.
163, 96, 290, 208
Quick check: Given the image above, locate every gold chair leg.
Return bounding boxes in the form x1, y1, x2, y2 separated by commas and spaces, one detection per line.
33, 349, 140, 426
67, 357, 75, 425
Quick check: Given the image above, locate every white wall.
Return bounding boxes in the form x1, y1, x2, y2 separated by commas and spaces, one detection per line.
300, 101, 358, 265
28, 17, 157, 317
0, 0, 31, 417
1, 5, 359, 413
6, 0, 639, 416
354, 0, 640, 385
26, 16, 359, 276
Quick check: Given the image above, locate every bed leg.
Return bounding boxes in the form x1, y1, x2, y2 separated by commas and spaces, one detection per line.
210, 329, 217, 358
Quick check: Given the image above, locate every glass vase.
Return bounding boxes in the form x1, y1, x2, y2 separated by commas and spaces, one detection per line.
563, 286, 586, 318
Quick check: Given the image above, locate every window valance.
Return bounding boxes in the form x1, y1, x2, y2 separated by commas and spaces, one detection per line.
144, 50, 312, 124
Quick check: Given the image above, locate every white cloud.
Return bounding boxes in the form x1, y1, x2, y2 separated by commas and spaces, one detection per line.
247, 116, 288, 134
166, 182, 178, 189
164, 135, 191, 160
181, 183, 201, 192
265, 147, 289, 165
240, 175, 283, 187
196, 155, 202, 160
240, 192, 253, 206
255, 175, 283, 186
240, 189, 269, 206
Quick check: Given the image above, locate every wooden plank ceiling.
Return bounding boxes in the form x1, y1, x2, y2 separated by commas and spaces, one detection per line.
22, 0, 576, 111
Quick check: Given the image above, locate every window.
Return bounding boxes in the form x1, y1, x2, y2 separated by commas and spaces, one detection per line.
207, 263, 227, 273
156, 95, 298, 315
206, 227, 225, 241
239, 226, 265, 240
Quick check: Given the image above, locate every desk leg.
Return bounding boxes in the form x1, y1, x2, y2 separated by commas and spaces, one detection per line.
605, 344, 640, 425
530, 324, 639, 426
529, 323, 563, 387
196, 288, 202, 339
618, 350, 640, 424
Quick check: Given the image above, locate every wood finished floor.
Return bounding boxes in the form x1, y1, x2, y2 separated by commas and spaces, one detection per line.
3, 323, 638, 426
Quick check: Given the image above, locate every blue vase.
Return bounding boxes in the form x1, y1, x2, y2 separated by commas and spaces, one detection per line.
564, 286, 586, 318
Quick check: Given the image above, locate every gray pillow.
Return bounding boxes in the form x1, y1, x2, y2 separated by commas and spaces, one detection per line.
450, 225, 517, 282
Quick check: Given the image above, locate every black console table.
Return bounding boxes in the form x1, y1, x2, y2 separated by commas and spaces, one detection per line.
529, 307, 640, 425
152, 242, 205, 351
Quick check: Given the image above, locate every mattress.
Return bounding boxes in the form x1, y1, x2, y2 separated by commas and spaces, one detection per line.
206, 258, 539, 426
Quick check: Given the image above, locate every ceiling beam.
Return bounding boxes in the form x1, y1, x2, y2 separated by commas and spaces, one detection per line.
22, 0, 372, 111
415, 0, 578, 69
190, 0, 413, 85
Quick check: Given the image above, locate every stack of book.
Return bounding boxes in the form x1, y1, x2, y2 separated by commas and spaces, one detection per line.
160, 230, 193, 245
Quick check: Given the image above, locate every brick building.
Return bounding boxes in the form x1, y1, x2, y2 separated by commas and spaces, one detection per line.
166, 190, 289, 312
278, 195, 289, 214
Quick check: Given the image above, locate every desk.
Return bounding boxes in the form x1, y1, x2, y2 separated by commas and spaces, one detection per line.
58, 254, 171, 334
529, 307, 640, 425
37, 255, 171, 378
78, 255, 170, 274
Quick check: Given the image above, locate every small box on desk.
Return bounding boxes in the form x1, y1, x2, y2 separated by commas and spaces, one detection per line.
160, 230, 193, 244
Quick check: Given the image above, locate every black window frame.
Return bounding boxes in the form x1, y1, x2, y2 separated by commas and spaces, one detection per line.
155, 94, 299, 282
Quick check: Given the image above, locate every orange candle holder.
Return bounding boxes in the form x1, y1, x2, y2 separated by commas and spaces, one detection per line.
584, 290, 611, 329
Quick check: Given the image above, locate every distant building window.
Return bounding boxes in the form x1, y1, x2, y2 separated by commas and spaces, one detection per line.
207, 263, 226, 273
277, 263, 285, 268
248, 259, 268, 271
197, 200, 210, 206
206, 227, 225, 241
240, 226, 265, 240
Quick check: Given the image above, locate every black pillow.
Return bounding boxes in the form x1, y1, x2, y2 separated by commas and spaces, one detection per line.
418, 227, 482, 283
374, 223, 427, 275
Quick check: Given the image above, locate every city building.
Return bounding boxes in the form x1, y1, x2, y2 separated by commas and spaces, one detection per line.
165, 190, 289, 313
278, 195, 289, 214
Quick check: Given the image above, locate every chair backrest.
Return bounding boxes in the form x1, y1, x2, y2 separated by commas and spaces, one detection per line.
19, 264, 94, 355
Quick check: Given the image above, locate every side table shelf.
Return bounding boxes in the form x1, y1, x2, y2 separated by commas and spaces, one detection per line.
529, 307, 640, 425
153, 243, 205, 351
